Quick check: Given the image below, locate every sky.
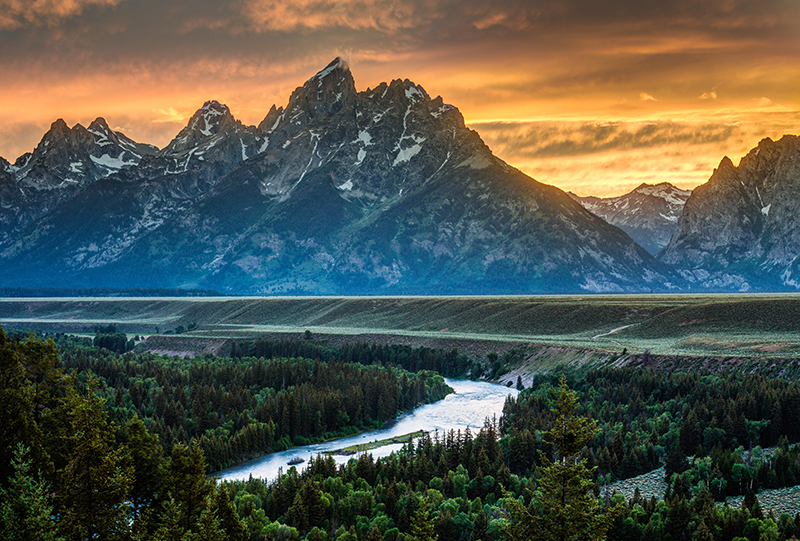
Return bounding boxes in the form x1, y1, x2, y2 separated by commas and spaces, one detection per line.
1, 0, 798, 197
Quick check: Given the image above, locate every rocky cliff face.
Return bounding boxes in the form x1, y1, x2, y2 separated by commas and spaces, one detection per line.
661, 135, 800, 290
0, 59, 682, 294
570, 183, 691, 255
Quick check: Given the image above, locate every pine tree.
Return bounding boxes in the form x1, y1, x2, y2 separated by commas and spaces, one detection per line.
126, 415, 166, 519
57, 375, 133, 541
163, 443, 214, 533
500, 377, 617, 541
410, 496, 438, 541
191, 495, 227, 541
151, 495, 191, 541
0, 329, 66, 485
211, 485, 248, 541
0, 444, 63, 541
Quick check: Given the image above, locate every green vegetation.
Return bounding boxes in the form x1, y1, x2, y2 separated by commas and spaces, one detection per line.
9, 318, 800, 540
52, 335, 453, 472
0, 326, 247, 541
328, 431, 426, 455
499, 379, 618, 541
218, 366, 800, 541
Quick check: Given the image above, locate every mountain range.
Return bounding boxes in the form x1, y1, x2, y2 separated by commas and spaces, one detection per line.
0, 58, 797, 294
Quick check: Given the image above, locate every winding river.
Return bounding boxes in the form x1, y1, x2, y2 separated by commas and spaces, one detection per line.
215, 378, 519, 483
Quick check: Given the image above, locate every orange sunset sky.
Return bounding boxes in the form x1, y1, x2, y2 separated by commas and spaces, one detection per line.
1, 0, 798, 197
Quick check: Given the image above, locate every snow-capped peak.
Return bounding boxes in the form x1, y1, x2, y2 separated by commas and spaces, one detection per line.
633, 183, 692, 206
192, 101, 230, 136
87, 118, 115, 146
313, 57, 349, 83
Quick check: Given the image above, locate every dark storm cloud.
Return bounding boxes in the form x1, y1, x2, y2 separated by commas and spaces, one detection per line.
3, 0, 796, 69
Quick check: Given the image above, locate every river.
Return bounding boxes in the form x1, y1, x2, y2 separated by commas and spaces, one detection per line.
215, 378, 519, 483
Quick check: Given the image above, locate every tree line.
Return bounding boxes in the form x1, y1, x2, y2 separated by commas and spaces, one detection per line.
52, 334, 452, 472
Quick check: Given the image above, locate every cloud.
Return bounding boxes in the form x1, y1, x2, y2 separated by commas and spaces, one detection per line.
0, 121, 53, 161
468, 118, 799, 196
0, 0, 124, 29
241, 0, 442, 33
639, 93, 657, 102
152, 107, 189, 124
470, 120, 741, 159
699, 89, 718, 100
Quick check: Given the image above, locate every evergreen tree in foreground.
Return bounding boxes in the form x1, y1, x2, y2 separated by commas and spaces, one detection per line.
0, 444, 63, 541
58, 375, 133, 541
500, 377, 618, 541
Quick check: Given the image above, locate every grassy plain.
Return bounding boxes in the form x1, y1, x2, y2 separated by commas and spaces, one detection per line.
2, 294, 800, 361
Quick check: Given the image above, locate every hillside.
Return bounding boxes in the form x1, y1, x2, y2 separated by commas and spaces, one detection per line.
3, 294, 800, 360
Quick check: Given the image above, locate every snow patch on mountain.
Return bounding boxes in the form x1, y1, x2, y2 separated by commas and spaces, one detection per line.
90, 154, 137, 169
393, 143, 423, 166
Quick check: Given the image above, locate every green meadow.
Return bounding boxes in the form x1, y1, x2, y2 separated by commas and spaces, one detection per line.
2, 294, 800, 360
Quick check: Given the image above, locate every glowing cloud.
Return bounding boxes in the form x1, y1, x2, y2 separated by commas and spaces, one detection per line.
0, 0, 124, 29
152, 107, 190, 124
241, 0, 437, 33
0, 0, 798, 197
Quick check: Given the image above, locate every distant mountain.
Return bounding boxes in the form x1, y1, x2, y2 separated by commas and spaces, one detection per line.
0, 58, 681, 295
661, 135, 800, 291
0, 118, 157, 243
11, 117, 157, 192
569, 183, 691, 255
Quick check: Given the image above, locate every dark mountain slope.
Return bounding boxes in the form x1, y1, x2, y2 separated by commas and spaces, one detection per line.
661, 135, 800, 291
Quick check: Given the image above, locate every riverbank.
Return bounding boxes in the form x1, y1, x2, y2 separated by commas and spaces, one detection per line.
215, 378, 518, 482
325, 431, 427, 456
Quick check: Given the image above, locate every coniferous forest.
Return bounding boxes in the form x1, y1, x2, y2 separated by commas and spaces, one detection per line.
5, 325, 800, 540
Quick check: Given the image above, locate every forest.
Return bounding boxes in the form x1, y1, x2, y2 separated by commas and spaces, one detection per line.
4, 325, 800, 540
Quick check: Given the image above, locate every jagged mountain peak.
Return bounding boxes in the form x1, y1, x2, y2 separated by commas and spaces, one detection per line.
630, 182, 692, 206
9, 114, 157, 196
244, 60, 488, 203
283, 57, 357, 124
87, 117, 113, 135
660, 133, 800, 290
258, 104, 285, 134
738, 135, 799, 177
49, 118, 70, 132
311, 57, 350, 82
162, 100, 237, 156
38, 118, 91, 146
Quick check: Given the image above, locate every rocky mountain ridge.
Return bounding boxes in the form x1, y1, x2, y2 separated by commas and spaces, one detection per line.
661, 135, 800, 290
2, 59, 797, 294
0, 58, 680, 294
